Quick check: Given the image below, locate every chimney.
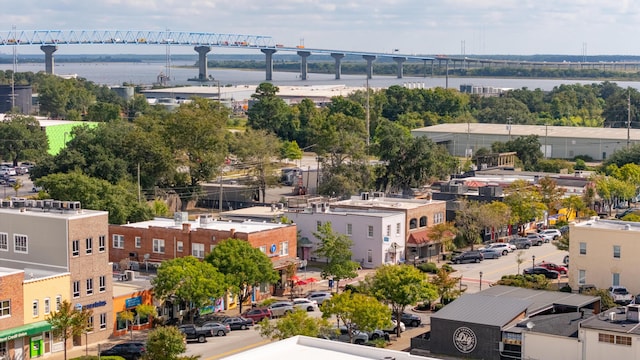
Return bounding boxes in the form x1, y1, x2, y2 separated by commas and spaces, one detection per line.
182, 223, 191, 233
230, 228, 236, 238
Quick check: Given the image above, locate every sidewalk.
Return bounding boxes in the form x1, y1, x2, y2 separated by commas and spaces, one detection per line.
45, 330, 151, 360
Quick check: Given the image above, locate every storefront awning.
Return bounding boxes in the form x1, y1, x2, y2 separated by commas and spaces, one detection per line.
0, 321, 51, 342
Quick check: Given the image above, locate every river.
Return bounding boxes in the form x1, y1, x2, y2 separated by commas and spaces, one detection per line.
3, 60, 640, 91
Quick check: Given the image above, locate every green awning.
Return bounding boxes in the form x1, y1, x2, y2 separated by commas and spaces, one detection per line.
0, 321, 51, 342
298, 237, 313, 247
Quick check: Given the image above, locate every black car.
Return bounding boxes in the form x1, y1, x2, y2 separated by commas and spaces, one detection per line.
99, 342, 146, 360
222, 316, 254, 330
392, 312, 422, 327
452, 251, 483, 264
523, 267, 560, 279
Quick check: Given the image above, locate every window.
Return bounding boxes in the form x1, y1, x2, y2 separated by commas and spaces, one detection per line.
419, 216, 427, 227
32, 300, 39, 317
434, 213, 444, 224
73, 281, 80, 298
98, 235, 106, 252
578, 270, 586, 285
259, 245, 266, 253
367, 225, 374, 238
85, 237, 93, 254
100, 313, 107, 330
44, 298, 50, 315
135, 236, 141, 248
72, 240, 80, 257
210, 244, 215, 252
613, 273, 620, 287
86, 278, 93, 295
599, 333, 615, 344
396, 223, 401, 235
177, 241, 184, 252
55, 295, 62, 311
616, 335, 632, 346
0, 300, 10, 317
192, 243, 205, 258
316, 221, 322, 231
113, 234, 124, 249
409, 218, 418, 229
579, 242, 587, 255
14, 234, 28, 253
367, 249, 373, 263
346, 223, 353, 236
99, 276, 106, 292
599, 333, 632, 346
153, 239, 165, 254
0, 233, 8, 251
613, 245, 621, 259
386, 225, 391, 237
87, 316, 94, 332
280, 241, 289, 256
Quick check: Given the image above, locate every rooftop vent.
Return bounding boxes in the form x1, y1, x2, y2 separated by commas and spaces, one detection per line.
627, 305, 640, 322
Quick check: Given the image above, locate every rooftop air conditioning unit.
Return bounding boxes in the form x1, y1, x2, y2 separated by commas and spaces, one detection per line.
124, 270, 135, 281
627, 305, 640, 322
1, 200, 11, 208
361, 192, 370, 200
12, 199, 25, 208
373, 192, 385, 198
43, 199, 53, 208
35, 200, 44, 208
69, 201, 81, 210
61, 201, 70, 209
25, 200, 35, 207
52, 201, 61, 209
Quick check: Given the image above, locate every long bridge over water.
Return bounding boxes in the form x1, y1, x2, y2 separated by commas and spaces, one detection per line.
2, 30, 640, 82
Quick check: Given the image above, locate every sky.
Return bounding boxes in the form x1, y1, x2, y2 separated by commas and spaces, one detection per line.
2, 0, 640, 56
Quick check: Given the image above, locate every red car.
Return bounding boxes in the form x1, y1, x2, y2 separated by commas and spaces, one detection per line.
241, 307, 272, 322
537, 262, 568, 274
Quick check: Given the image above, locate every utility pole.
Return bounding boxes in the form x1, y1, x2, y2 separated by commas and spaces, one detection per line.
507, 117, 513, 141
11, 25, 16, 111
544, 123, 549, 158
365, 77, 370, 147
628, 88, 631, 149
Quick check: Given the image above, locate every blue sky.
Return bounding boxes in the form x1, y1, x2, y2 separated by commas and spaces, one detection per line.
3, 0, 640, 56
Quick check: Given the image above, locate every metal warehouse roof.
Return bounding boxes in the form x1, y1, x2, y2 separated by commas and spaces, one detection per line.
432, 294, 531, 328
479, 285, 600, 315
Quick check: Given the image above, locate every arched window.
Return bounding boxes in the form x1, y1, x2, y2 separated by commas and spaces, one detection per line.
419, 216, 428, 227
409, 218, 418, 229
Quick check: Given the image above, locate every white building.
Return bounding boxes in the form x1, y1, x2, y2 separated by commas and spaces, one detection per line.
288, 204, 406, 268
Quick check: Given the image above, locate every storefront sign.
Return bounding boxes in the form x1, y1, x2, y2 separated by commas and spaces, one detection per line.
453, 326, 477, 353
125, 296, 142, 308
83, 300, 107, 310
0, 321, 51, 342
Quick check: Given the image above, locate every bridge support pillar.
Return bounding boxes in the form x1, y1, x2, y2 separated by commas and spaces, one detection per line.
362, 55, 376, 79
261, 48, 277, 81
297, 51, 311, 80
40, 45, 58, 74
393, 57, 407, 78
331, 53, 345, 79
194, 46, 211, 81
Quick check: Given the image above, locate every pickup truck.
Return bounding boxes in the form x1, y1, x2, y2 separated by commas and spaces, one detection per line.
178, 324, 214, 343
609, 286, 634, 305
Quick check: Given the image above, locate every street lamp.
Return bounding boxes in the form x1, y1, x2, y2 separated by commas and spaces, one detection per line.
389, 243, 399, 264
532, 255, 536, 269
479, 271, 483, 291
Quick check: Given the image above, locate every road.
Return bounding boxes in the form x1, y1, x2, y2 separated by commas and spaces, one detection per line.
2, 174, 34, 198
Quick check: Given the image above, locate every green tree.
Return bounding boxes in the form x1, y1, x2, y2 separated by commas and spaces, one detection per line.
85, 101, 122, 122
492, 135, 543, 171
321, 291, 391, 344
538, 176, 566, 213
454, 199, 485, 249
46, 300, 93, 360
495, 274, 552, 290
0, 115, 49, 166
143, 326, 187, 360
279, 140, 303, 163
313, 222, 360, 292
370, 265, 438, 337
231, 129, 281, 203
257, 309, 333, 340
430, 267, 462, 305
503, 180, 547, 234
247, 82, 294, 139
136, 303, 158, 328
151, 256, 227, 324
118, 310, 135, 340
205, 239, 279, 315
427, 222, 457, 253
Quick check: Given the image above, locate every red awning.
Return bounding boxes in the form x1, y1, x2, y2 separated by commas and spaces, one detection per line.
408, 230, 432, 245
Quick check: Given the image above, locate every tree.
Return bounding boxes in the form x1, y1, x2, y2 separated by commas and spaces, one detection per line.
118, 310, 135, 340
247, 82, 294, 139
503, 180, 547, 234
370, 265, 438, 337
135, 303, 158, 331
454, 199, 485, 249
279, 140, 303, 164
430, 267, 462, 305
143, 326, 187, 360
516, 251, 525, 274
427, 222, 457, 253
231, 129, 281, 203
538, 176, 566, 213
492, 135, 543, 171
313, 222, 360, 292
151, 256, 227, 324
46, 300, 93, 360
321, 291, 391, 344
205, 239, 279, 315
257, 309, 333, 340
481, 201, 512, 239
0, 115, 49, 166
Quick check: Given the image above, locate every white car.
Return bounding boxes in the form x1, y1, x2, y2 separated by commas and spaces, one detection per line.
485, 243, 512, 256
307, 291, 333, 305
539, 229, 562, 241
292, 298, 318, 312
267, 301, 294, 317
384, 319, 406, 333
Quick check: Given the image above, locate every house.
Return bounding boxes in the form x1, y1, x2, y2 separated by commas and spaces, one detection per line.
0, 198, 113, 355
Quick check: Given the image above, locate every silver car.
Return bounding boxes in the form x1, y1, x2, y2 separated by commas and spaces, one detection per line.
267, 301, 294, 317
292, 298, 319, 312
200, 322, 230, 336
307, 291, 333, 305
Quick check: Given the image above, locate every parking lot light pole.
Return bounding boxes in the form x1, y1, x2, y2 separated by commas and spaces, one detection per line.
479, 271, 483, 291
532, 255, 536, 269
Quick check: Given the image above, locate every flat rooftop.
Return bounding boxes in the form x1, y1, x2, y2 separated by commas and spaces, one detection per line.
222, 206, 285, 218
333, 196, 445, 210
573, 219, 640, 232
0, 204, 107, 220
120, 217, 293, 233
580, 306, 640, 335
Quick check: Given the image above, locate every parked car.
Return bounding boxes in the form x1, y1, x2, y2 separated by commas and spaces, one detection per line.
563, 255, 569, 267
99, 342, 146, 360
539, 229, 562, 241
383, 319, 406, 334
222, 316, 254, 330
307, 291, 333, 305
537, 262, 568, 275
292, 298, 318, 312
481, 243, 512, 255
526, 233, 545, 246
0, 167, 15, 176
509, 237, 532, 249
392, 312, 422, 327
451, 251, 483, 264
178, 324, 214, 342
559, 226, 570, 235
523, 267, 560, 279
322, 326, 369, 345
241, 307, 272, 322
609, 286, 634, 304
267, 301, 294, 317
479, 248, 502, 259
200, 322, 230, 336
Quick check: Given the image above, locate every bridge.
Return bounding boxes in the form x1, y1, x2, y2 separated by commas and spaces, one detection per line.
0, 29, 434, 81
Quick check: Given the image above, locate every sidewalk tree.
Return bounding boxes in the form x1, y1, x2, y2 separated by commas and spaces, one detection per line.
454, 199, 485, 249
427, 222, 457, 253
118, 310, 135, 340
430, 267, 462, 305
503, 180, 546, 234
257, 309, 333, 340
538, 176, 565, 213
370, 265, 437, 337
321, 291, 391, 344
152, 256, 227, 324
46, 300, 93, 360
143, 326, 187, 360
205, 239, 279, 315
136, 303, 158, 327
313, 222, 360, 292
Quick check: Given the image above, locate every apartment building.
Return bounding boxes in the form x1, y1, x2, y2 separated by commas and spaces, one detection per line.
569, 219, 640, 295
0, 199, 113, 356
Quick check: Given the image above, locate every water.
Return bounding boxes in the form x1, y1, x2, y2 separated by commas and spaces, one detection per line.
3, 60, 640, 91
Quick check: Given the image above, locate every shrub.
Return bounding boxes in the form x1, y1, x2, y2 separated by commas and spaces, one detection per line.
71, 356, 124, 360
559, 285, 572, 293
417, 262, 438, 274
370, 338, 388, 348
432, 303, 444, 312
260, 298, 277, 307
441, 264, 455, 273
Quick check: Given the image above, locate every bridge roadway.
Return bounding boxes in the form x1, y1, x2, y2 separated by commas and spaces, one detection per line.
2, 30, 640, 82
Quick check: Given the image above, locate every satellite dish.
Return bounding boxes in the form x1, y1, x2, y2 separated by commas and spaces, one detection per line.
526, 321, 535, 330
143, 253, 150, 260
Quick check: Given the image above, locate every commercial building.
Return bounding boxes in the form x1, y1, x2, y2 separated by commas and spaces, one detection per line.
412, 123, 640, 161
112, 281, 154, 337
0, 198, 113, 356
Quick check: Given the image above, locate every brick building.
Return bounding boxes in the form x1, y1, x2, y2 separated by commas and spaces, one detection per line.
0, 269, 25, 359
0, 199, 113, 357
